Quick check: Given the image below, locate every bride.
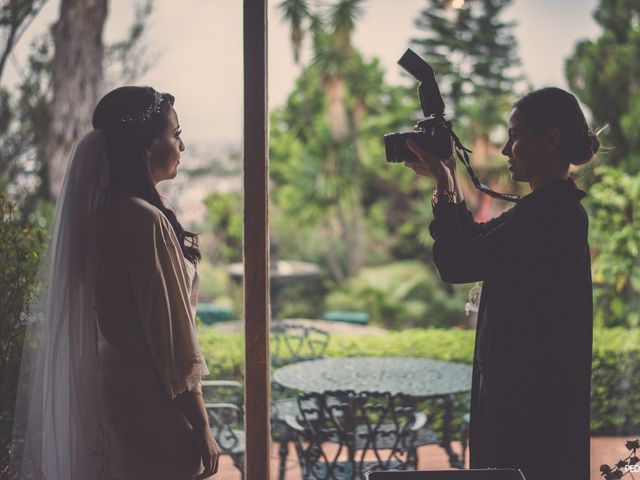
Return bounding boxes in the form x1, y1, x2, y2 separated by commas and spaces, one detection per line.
11, 86, 220, 479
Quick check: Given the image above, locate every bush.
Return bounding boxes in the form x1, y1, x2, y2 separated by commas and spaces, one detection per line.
0, 197, 46, 475
197, 260, 232, 302
588, 167, 640, 329
197, 326, 640, 435
324, 260, 468, 329
591, 327, 640, 435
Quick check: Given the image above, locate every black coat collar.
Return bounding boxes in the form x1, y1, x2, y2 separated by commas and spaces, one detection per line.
522, 177, 587, 203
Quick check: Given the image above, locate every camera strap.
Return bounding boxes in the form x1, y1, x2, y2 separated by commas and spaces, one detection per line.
449, 128, 522, 203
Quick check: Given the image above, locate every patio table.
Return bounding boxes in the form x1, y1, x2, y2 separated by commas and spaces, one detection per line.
272, 356, 473, 469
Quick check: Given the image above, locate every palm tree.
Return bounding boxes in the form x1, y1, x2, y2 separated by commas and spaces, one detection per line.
277, 0, 370, 279
279, 0, 364, 143
278, 0, 309, 64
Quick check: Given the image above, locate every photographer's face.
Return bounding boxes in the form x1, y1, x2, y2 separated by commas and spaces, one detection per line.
501, 108, 548, 183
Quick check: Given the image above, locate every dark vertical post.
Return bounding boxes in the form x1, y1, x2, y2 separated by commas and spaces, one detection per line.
243, 1, 271, 479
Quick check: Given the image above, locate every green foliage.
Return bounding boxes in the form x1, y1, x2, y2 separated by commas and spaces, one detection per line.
0, 196, 46, 475
273, 0, 438, 282
411, 0, 522, 133
591, 327, 640, 434
276, 278, 327, 320
197, 260, 235, 305
198, 326, 640, 435
324, 260, 466, 329
197, 327, 476, 382
410, 0, 525, 218
197, 327, 246, 381
1, 1, 155, 219
566, 0, 640, 173
202, 192, 243, 263
0, 34, 53, 219
269, 54, 436, 278
0, 0, 47, 83
103, 0, 154, 85
588, 166, 640, 328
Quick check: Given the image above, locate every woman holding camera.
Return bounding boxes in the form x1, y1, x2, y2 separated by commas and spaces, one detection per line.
405, 87, 595, 480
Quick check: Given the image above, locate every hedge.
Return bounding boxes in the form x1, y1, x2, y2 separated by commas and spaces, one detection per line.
197, 326, 640, 435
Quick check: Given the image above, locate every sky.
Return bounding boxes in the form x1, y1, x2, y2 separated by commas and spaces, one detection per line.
6, 0, 601, 147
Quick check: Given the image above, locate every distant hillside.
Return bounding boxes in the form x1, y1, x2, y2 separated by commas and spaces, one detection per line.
157, 141, 242, 229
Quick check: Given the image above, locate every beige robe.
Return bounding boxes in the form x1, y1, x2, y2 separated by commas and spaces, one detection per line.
94, 195, 209, 480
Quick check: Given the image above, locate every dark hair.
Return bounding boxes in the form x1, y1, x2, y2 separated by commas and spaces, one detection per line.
92, 86, 201, 265
514, 87, 600, 166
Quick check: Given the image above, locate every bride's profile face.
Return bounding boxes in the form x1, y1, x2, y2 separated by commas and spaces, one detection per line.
148, 106, 185, 184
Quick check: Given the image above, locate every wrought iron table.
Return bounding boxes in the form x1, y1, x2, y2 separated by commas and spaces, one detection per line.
273, 356, 473, 469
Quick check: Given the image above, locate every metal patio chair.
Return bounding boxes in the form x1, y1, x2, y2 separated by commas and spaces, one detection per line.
284, 390, 427, 480
270, 321, 331, 479
202, 380, 245, 477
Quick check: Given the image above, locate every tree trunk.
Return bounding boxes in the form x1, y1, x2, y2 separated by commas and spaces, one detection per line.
347, 196, 365, 277
323, 75, 349, 142
324, 217, 346, 284
352, 100, 370, 165
45, 0, 108, 200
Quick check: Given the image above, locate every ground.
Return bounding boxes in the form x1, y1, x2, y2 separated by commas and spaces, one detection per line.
210, 436, 636, 479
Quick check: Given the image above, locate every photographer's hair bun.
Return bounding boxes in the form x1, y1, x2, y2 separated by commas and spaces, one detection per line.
571, 129, 600, 166
515, 87, 599, 166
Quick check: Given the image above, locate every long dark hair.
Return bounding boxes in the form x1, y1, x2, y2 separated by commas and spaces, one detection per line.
92, 86, 201, 265
514, 87, 600, 166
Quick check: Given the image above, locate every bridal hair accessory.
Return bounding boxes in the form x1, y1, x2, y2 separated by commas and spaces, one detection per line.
120, 90, 166, 124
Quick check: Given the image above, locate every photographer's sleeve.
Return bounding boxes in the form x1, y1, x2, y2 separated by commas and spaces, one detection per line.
428, 200, 513, 239
428, 199, 584, 284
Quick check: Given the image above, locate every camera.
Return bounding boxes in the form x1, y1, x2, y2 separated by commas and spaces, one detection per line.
384, 49, 522, 204
384, 49, 454, 163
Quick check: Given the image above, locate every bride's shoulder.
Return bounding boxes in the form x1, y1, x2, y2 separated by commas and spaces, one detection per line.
111, 195, 167, 227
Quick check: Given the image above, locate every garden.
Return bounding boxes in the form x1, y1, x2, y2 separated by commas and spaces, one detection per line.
2, 0, 640, 478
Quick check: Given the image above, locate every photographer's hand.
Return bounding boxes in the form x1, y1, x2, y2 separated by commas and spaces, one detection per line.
442, 143, 465, 204
404, 139, 454, 192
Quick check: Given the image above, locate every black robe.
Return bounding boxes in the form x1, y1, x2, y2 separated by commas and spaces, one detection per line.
429, 178, 593, 480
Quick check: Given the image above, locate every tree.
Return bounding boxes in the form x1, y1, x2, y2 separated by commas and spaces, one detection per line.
269, 54, 432, 283
565, 0, 640, 328
277, 0, 372, 279
0, 196, 45, 478
1, 0, 154, 215
588, 167, 640, 329
410, 0, 524, 214
411, 0, 521, 114
565, 0, 640, 174
44, 0, 109, 200
0, 0, 47, 84
278, 0, 309, 64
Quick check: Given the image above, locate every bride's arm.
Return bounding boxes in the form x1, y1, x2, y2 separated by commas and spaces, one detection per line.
124, 200, 220, 477
174, 391, 220, 479
174, 389, 209, 430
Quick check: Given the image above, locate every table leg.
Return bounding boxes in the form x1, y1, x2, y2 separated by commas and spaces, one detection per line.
278, 429, 288, 480
440, 394, 464, 469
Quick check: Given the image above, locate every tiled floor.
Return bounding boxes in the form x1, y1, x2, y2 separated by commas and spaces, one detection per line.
210, 436, 637, 480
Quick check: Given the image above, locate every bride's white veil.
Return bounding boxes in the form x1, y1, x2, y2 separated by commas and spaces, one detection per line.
10, 129, 112, 479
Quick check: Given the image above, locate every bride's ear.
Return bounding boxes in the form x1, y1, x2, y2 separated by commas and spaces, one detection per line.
145, 141, 158, 158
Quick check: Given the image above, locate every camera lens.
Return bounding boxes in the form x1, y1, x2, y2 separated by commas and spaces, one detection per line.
384, 133, 401, 163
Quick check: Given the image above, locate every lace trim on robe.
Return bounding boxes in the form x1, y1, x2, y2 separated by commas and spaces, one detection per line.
170, 358, 209, 399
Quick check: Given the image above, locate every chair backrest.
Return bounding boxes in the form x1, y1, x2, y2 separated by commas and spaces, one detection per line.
202, 380, 244, 455
292, 390, 424, 480
270, 321, 330, 368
